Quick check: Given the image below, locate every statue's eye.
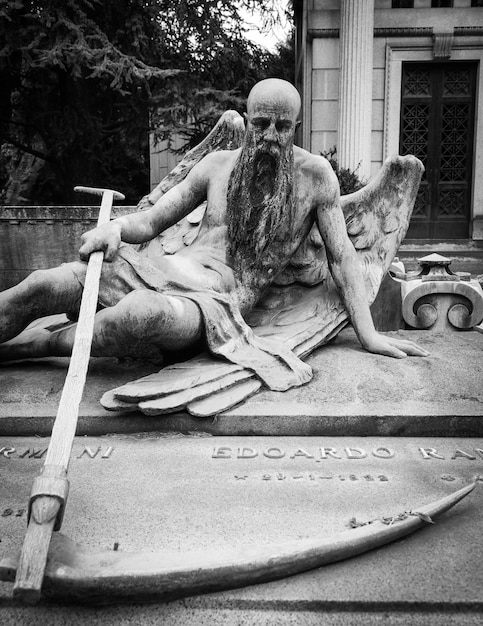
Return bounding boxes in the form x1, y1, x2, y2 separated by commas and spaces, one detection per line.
276, 121, 292, 132
253, 118, 270, 130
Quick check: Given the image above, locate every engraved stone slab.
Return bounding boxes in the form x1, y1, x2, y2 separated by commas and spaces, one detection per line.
1, 434, 483, 617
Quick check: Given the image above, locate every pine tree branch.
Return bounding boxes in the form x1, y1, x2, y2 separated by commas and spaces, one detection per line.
0, 134, 52, 163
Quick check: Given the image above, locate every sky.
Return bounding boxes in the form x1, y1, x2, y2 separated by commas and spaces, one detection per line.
240, 2, 292, 52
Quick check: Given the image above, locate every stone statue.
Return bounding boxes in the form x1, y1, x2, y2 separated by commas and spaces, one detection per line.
0, 79, 428, 415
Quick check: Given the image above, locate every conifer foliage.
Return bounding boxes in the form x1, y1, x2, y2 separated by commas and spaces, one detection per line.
0, 0, 292, 204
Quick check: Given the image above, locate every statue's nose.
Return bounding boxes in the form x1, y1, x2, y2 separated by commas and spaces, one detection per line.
264, 123, 277, 141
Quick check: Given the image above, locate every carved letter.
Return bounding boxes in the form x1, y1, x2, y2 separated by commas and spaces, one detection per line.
474, 449, 483, 459
17, 448, 47, 459
212, 447, 232, 459
345, 447, 367, 459
0, 447, 16, 458
77, 446, 101, 459
290, 448, 314, 459
101, 446, 114, 459
237, 447, 258, 459
372, 447, 395, 459
419, 447, 445, 460
263, 447, 286, 459
319, 448, 341, 459
451, 449, 476, 460
31, 449, 47, 459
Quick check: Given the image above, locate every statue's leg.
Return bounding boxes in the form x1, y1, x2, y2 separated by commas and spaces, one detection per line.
0, 263, 83, 346
47, 289, 204, 361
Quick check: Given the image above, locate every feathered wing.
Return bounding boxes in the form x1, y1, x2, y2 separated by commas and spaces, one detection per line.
103, 153, 423, 418
341, 154, 423, 303
134, 110, 244, 263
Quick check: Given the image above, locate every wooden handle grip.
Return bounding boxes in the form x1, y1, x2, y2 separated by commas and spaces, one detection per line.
74, 186, 125, 201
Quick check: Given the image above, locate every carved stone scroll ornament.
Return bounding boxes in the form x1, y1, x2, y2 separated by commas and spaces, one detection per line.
433, 30, 454, 60
396, 254, 483, 331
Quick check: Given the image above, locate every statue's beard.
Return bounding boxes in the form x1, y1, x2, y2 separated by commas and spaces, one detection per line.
227, 135, 294, 278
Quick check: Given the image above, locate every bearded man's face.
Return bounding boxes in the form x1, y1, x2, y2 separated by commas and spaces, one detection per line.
244, 100, 297, 158
240, 101, 297, 204
227, 98, 298, 282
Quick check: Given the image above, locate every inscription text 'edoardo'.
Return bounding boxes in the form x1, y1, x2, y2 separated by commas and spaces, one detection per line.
211, 445, 483, 461
212, 446, 395, 460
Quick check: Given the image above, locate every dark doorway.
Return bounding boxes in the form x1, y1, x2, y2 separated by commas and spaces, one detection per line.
400, 62, 476, 239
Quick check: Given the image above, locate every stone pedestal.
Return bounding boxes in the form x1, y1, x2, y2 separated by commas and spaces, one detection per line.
1, 329, 482, 437
1, 435, 482, 622
338, 0, 374, 181
1, 329, 482, 621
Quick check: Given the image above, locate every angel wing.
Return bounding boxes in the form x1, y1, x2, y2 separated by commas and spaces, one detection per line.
134, 110, 244, 263
103, 144, 423, 417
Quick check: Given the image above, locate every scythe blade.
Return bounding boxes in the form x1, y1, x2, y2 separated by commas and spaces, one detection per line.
0, 482, 475, 604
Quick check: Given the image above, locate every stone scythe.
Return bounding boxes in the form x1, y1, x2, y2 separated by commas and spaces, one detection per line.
9, 186, 125, 603
0, 483, 476, 604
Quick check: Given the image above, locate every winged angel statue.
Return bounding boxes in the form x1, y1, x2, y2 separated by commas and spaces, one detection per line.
102, 79, 427, 416
0, 79, 426, 417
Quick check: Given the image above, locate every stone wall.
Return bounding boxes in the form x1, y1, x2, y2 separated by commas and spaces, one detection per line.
0, 206, 134, 291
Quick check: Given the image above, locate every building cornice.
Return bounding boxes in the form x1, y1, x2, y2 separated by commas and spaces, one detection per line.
307, 27, 483, 40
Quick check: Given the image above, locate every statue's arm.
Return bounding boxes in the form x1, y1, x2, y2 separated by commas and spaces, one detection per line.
313, 158, 428, 359
79, 159, 209, 261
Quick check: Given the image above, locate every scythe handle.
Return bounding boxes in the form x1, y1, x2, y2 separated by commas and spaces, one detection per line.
74, 185, 126, 201
13, 186, 124, 603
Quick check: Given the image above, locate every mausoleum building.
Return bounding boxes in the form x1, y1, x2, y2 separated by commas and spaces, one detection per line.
294, 0, 483, 240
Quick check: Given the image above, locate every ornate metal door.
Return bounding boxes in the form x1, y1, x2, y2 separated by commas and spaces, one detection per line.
400, 62, 476, 239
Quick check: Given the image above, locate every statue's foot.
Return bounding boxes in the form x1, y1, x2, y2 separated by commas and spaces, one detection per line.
0, 327, 52, 362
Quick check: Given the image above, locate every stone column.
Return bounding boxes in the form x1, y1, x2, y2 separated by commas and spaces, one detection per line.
337, 0, 374, 181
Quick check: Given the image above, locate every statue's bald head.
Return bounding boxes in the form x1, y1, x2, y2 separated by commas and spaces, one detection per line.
247, 79, 301, 120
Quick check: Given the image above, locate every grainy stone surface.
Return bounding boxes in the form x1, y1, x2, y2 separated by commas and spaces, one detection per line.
0, 435, 482, 622
1, 328, 482, 621
1, 328, 482, 436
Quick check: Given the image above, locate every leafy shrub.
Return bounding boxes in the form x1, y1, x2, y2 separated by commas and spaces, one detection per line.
321, 147, 366, 195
